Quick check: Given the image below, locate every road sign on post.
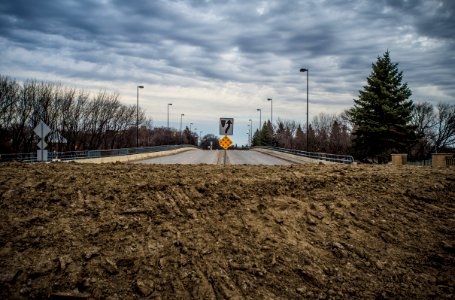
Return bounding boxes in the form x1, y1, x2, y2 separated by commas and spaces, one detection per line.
219, 118, 234, 135
219, 118, 234, 166
219, 135, 233, 150
34, 121, 51, 161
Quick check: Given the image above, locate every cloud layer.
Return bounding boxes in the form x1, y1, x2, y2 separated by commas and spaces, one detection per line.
1, 0, 454, 144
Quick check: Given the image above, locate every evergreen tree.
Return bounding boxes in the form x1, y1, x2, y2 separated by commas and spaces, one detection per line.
294, 124, 305, 150
307, 124, 316, 152
252, 129, 261, 146
350, 51, 415, 162
329, 120, 342, 154
259, 121, 273, 146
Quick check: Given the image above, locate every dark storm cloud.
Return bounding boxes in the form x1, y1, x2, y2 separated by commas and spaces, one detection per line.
384, 0, 455, 40
0, 0, 453, 104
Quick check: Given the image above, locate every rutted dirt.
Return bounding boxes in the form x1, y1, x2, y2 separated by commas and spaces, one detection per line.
0, 162, 454, 299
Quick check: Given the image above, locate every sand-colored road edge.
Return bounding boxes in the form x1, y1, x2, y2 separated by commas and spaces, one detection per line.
73, 147, 196, 164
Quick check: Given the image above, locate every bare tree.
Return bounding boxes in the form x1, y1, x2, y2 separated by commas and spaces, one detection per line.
410, 102, 435, 158
312, 113, 336, 152
0, 76, 19, 151
200, 134, 220, 150
0, 76, 18, 127
10, 80, 38, 153
432, 103, 455, 151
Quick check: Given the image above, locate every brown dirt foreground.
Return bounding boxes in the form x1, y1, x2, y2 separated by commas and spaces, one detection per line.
0, 162, 454, 299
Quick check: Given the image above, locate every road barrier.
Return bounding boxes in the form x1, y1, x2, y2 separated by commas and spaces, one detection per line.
254, 146, 354, 164
0, 145, 197, 163
407, 159, 432, 166
390, 153, 454, 167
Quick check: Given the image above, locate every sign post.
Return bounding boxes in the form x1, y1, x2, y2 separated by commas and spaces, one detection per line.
219, 118, 234, 165
34, 121, 51, 162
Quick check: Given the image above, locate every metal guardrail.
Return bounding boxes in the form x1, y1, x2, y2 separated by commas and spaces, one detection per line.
0, 145, 197, 162
255, 146, 354, 164
407, 159, 432, 166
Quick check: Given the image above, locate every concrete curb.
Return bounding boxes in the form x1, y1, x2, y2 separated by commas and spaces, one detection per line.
74, 147, 196, 164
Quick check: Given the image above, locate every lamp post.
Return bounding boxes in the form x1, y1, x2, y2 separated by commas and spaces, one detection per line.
300, 68, 309, 152
257, 108, 261, 130
180, 113, 185, 143
136, 85, 144, 148
267, 98, 273, 128
189, 122, 193, 132
167, 103, 172, 129
194, 128, 197, 146
249, 119, 252, 146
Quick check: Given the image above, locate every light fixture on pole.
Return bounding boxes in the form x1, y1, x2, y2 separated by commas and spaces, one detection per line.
257, 108, 262, 130
167, 103, 172, 129
267, 98, 273, 128
300, 68, 309, 152
136, 85, 144, 148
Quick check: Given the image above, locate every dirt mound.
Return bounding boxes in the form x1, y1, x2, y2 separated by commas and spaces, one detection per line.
0, 162, 454, 299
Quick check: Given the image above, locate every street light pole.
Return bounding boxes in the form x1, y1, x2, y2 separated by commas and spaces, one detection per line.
248, 125, 250, 147
300, 68, 309, 152
267, 98, 273, 129
180, 113, 185, 143
189, 122, 193, 132
194, 128, 197, 146
167, 103, 172, 129
249, 119, 252, 146
136, 85, 144, 148
257, 108, 261, 130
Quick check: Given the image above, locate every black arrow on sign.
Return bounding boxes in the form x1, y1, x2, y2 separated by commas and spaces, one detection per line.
225, 120, 232, 134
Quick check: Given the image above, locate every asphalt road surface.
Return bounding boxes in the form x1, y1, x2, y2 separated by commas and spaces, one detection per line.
137, 149, 291, 165
226, 150, 291, 165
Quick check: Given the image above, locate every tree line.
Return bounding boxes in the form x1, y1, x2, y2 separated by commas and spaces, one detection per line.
2, 53, 454, 162
251, 98, 454, 160
252, 113, 351, 155
0, 75, 200, 154
251, 51, 454, 161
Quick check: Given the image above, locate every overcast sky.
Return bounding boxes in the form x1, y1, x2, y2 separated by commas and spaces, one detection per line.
1, 0, 454, 146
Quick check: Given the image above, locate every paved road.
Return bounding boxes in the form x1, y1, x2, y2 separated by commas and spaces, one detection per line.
138, 149, 220, 164
226, 150, 291, 165
137, 149, 291, 165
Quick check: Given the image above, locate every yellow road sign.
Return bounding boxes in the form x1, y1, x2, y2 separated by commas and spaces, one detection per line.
219, 135, 233, 150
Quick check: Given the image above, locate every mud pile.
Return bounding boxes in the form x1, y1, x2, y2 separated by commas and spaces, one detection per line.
0, 162, 454, 299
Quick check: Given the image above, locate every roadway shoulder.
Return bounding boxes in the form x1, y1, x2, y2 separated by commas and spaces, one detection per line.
74, 147, 197, 164
252, 148, 334, 165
